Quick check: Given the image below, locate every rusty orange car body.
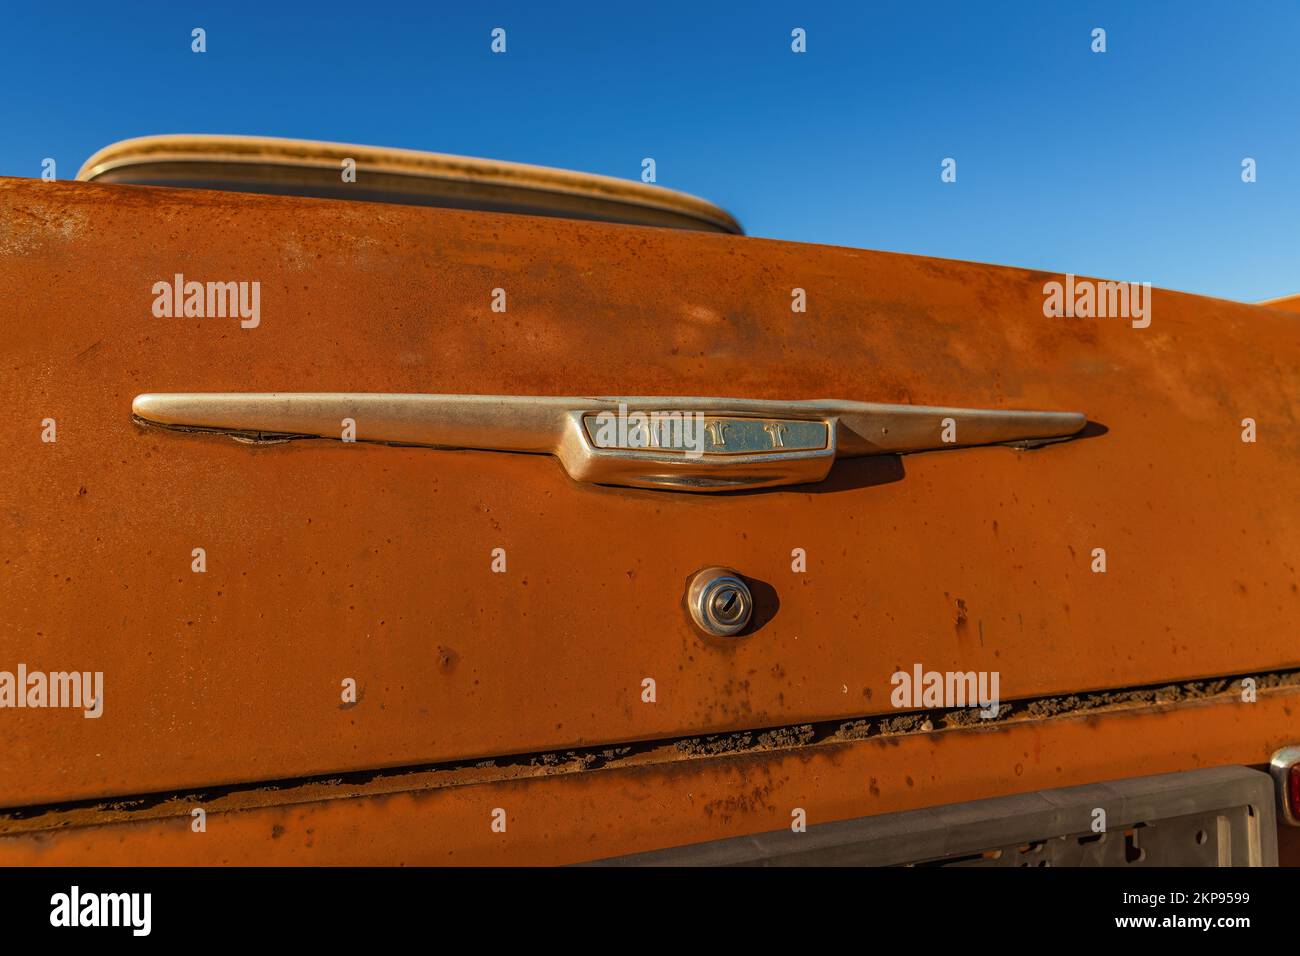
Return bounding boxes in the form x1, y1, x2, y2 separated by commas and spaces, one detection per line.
1, 137, 1297, 865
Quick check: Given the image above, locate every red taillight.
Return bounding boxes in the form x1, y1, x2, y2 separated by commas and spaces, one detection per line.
1272, 746, 1300, 826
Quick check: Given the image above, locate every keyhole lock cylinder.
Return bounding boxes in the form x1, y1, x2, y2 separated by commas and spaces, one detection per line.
686, 567, 754, 637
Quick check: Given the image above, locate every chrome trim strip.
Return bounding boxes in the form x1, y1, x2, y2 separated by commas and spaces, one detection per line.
132, 392, 1088, 492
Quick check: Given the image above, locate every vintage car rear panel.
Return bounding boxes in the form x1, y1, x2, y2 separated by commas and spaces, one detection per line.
2, 680, 1298, 865
0, 177, 1297, 860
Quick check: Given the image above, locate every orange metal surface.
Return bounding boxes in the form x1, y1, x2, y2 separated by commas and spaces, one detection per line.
1258, 293, 1300, 314
2, 686, 1296, 865
1, 177, 1297, 812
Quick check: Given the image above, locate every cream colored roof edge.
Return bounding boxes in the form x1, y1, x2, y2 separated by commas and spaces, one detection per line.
1255, 292, 1300, 307
77, 134, 741, 233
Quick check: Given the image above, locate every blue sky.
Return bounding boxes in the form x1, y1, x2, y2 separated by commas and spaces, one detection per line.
3, 1, 1298, 301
